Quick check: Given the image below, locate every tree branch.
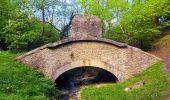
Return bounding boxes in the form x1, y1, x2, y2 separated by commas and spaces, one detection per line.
60, 12, 75, 39
45, 21, 62, 33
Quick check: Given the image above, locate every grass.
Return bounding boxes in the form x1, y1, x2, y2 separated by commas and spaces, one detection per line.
0, 51, 60, 100
81, 62, 170, 100
154, 35, 170, 48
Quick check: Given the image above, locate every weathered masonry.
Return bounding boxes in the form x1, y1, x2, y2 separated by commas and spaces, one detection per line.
17, 15, 160, 82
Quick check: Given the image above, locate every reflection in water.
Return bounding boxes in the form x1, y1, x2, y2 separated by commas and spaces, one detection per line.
61, 78, 80, 100
55, 66, 118, 100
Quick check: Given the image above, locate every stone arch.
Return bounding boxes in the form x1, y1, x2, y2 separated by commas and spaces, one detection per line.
51, 60, 125, 82
55, 66, 119, 89
17, 39, 159, 83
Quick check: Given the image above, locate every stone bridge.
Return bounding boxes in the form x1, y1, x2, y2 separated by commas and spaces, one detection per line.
17, 15, 160, 82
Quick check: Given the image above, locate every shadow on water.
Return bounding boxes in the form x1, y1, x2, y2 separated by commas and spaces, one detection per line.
55, 66, 118, 100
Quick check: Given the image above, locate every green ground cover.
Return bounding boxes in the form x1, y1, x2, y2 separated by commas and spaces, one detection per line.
81, 62, 170, 100
0, 51, 60, 100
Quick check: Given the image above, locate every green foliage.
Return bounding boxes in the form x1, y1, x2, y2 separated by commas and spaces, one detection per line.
163, 1, 170, 27
77, 0, 112, 27
104, 26, 127, 43
0, 0, 15, 33
81, 62, 170, 100
1, 15, 59, 51
119, 0, 168, 45
0, 0, 60, 52
2, 17, 40, 51
78, 0, 170, 50
0, 51, 60, 100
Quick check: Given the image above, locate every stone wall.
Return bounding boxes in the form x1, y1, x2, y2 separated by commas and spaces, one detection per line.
71, 15, 102, 39
17, 41, 160, 82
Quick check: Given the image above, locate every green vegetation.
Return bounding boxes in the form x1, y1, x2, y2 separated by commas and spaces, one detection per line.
78, 0, 170, 50
0, 51, 60, 100
154, 35, 170, 47
0, 0, 66, 52
81, 62, 170, 100
152, 34, 170, 64
1, 0, 170, 52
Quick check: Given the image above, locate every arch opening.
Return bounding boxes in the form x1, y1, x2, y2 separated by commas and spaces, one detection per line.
55, 66, 118, 99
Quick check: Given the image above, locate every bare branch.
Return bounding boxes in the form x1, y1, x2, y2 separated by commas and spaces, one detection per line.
45, 21, 62, 33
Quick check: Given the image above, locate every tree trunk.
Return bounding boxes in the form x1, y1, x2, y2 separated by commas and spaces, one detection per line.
60, 13, 75, 40
27, 41, 30, 51
140, 39, 144, 50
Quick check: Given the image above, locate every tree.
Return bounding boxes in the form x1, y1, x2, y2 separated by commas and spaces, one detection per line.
119, 0, 168, 49
0, 0, 60, 51
77, 0, 131, 35
0, 0, 18, 50
30, 0, 77, 39
77, 0, 113, 28
78, 0, 170, 50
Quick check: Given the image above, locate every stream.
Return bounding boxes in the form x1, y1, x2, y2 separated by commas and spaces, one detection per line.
60, 75, 95, 100
55, 67, 118, 100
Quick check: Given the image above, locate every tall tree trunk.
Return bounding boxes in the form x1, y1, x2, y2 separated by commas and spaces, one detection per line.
153, 17, 159, 26
140, 39, 144, 50
27, 41, 30, 51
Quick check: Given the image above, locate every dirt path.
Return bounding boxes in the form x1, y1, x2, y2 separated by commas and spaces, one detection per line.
151, 51, 170, 80
151, 35, 170, 81
150, 50, 170, 99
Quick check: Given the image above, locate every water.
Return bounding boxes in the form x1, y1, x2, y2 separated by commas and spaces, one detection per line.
61, 78, 80, 100
56, 67, 118, 100
59, 75, 96, 100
